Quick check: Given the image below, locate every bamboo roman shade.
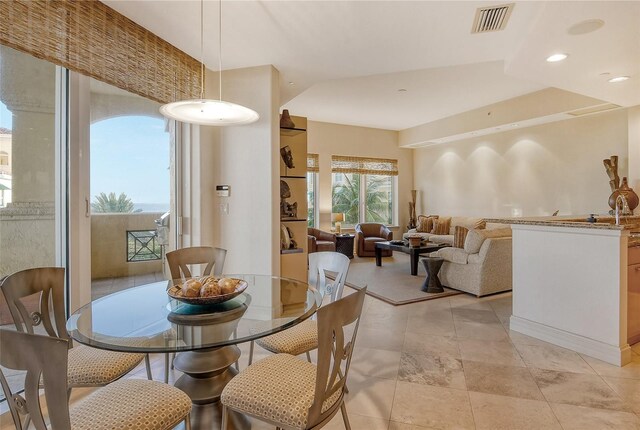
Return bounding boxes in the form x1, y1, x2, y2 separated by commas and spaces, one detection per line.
0, 0, 200, 104
331, 155, 398, 176
307, 154, 319, 172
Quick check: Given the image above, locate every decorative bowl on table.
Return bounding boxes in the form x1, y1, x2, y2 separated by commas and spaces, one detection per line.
167, 276, 248, 305
407, 235, 423, 247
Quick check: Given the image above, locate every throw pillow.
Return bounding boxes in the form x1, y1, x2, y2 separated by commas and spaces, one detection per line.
473, 219, 487, 229
453, 226, 469, 248
463, 227, 512, 254
416, 215, 438, 233
432, 217, 451, 235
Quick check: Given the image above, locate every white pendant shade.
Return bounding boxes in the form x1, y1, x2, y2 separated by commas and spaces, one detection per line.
160, 99, 259, 126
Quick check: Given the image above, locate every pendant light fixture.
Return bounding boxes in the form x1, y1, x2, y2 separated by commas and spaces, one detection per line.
160, 0, 259, 126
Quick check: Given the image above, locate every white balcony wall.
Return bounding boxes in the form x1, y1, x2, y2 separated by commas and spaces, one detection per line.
91, 213, 163, 279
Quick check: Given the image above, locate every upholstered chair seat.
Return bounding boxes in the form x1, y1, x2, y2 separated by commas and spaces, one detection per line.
65, 345, 144, 386
221, 354, 341, 429
68, 379, 192, 430
355, 223, 393, 257
255, 319, 318, 356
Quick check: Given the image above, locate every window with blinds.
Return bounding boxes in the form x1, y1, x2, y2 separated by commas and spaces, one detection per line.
331, 155, 396, 226
306, 154, 319, 227
307, 153, 319, 172
331, 155, 398, 176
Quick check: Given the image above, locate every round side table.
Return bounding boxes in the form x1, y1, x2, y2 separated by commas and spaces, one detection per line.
335, 234, 355, 259
421, 257, 444, 293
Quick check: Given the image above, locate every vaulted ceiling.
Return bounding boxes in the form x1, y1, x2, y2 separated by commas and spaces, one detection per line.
103, 1, 639, 131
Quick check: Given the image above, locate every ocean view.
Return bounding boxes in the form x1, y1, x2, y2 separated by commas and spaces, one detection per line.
133, 203, 169, 213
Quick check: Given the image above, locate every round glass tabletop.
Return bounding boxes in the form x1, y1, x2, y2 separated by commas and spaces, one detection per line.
66, 274, 322, 353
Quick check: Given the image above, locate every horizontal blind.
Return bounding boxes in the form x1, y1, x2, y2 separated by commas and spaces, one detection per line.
0, 0, 200, 104
307, 153, 319, 172
331, 155, 398, 176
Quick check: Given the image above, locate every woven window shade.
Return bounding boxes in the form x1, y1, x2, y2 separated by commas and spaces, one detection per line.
307, 153, 319, 172
0, 0, 200, 104
331, 155, 398, 176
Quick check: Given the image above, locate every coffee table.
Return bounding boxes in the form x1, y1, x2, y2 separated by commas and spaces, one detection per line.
375, 241, 449, 276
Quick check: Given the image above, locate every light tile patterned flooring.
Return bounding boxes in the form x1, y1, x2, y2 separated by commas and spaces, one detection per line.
4, 289, 640, 429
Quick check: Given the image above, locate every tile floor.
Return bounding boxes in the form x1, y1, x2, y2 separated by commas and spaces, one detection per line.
3, 289, 640, 429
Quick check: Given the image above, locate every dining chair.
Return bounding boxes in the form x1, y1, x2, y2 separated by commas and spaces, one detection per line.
166, 246, 227, 280
165, 246, 228, 381
0, 267, 151, 389
220, 287, 366, 430
0, 328, 192, 430
248, 251, 351, 365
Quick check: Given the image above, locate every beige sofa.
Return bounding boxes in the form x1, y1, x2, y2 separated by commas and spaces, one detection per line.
403, 216, 491, 245
430, 228, 512, 297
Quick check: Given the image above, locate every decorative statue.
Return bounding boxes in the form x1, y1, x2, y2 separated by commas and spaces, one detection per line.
604, 156, 638, 214
603, 156, 620, 193
280, 180, 298, 218
280, 145, 295, 169
280, 109, 295, 128
280, 224, 298, 250
407, 190, 417, 229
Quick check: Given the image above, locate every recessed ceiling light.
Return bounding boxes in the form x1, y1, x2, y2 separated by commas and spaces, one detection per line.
546, 53, 568, 63
288, 81, 295, 86
608, 76, 629, 83
599, 72, 611, 76
511, 123, 519, 127
568, 19, 605, 35
398, 88, 407, 92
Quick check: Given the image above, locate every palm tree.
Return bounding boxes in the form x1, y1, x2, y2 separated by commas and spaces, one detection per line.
363, 176, 392, 223
332, 174, 392, 225
91, 192, 136, 213
332, 174, 361, 225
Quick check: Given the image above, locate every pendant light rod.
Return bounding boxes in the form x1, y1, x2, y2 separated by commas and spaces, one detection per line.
200, 0, 205, 99
218, 0, 223, 102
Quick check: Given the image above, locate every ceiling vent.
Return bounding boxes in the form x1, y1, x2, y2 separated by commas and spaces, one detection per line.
472, 3, 514, 33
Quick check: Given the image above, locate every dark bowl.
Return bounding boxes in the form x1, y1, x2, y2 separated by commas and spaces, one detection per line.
167, 279, 248, 305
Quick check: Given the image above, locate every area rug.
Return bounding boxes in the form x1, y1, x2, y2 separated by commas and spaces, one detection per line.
343, 253, 461, 305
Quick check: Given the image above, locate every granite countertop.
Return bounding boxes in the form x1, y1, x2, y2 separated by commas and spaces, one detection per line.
485, 215, 640, 231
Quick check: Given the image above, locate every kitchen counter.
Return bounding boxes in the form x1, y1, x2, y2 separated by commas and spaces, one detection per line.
485, 215, 640, 231
504, 219, 633, 366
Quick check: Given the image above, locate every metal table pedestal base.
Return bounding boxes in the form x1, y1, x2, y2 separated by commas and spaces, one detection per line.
173, 346, 249, 430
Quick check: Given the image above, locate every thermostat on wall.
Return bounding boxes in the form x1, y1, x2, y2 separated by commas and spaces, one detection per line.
216, 185, 230, 197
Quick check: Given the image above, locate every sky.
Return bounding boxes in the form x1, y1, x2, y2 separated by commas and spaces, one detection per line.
90, 115, 169, 207
0, 102, 170, 209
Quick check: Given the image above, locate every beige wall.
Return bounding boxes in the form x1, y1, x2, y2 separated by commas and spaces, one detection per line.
91, 213, 163, 279
413, 109, 630, 218
629, 106, 640, 191
197, 65, 280, 276
306, 121, 412, 235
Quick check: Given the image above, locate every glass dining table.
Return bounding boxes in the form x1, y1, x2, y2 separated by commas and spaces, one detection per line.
67, 274, 323, 430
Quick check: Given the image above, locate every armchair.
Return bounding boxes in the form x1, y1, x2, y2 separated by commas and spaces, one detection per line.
355, 223, 393, 257
307, 228, 337, 253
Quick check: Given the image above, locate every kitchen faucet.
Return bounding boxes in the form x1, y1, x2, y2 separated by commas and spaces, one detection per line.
615, 194, 631, 225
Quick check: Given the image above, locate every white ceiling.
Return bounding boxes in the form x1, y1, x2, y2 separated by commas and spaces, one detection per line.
103, 0, 640, 131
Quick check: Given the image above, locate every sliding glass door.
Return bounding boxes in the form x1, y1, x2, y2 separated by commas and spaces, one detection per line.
88, 79, 175, 299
